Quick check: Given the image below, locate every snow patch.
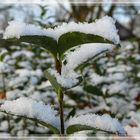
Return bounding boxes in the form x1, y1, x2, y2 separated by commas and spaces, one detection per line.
67, 113, 125, 135
1, 97, 60, 129
48, 68, 80, 88
62, 43, 113, 71
3, 21, 55, 39
0, 62, 10, 72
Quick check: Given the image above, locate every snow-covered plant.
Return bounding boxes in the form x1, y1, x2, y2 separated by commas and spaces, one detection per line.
0, 16, 125, 136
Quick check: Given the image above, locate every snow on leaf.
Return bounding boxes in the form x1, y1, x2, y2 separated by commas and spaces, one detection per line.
55, 16, 120, 44
3, 21, 58, 58
0, 97, 60, 133
3, 21, 55, 39
46, 68, 82, 89
3, 16, 119, 44
3, 16, 119, 59
62, 43, 114, 71
66, 113, 125, 135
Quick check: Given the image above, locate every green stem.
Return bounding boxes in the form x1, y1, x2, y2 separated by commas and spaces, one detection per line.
58, 91, 64, 135
55, 58, 62, 74
55, 59, 65, 135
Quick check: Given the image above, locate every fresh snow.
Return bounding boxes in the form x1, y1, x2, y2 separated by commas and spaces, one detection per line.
3, 16, 120, 44
67, 114, 125, 135
91, 73, 125, 85
53, 16, 120, 44
62, 43, 114, 71
15, 69, 42, 77
8, 77, 28, 88
125, 111, 140, 140
108, 82, 129, 94
6, 90, 19, 100
0, 97, 60, 129
0, 62, 10, 72
3, 21, 55, 39
12, 50, 34, 59
48, 68, 80, 88
125, 126, 140, 140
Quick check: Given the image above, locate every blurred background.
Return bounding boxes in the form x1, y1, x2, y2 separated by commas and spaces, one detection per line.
0, 0, 140, 137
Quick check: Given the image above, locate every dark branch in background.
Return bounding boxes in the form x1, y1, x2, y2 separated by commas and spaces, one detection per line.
116, 21, 136, 41
0, 5, 13, 12
107, 5, 116, 16
96, 5, 102, 19
57, 0, 95, 22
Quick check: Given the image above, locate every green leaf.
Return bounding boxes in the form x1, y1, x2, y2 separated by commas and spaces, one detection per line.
0, 110, 60, 134
44, 69, 62, 94
1, 35, 58, 58
0, 53, 7, 62
66, 124, 113, 135
65, 108, 76, 121
0, 38, 19, 48
84, 85, 103, 96
20, 36, 57, 57
58, 32, 115, 59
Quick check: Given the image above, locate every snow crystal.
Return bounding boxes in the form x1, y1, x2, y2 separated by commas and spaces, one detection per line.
62, 43, 113, 71
48, 68, 80, 88
67, 114, 125, 135
1, 97, 60, 129
4, 16, 120, 44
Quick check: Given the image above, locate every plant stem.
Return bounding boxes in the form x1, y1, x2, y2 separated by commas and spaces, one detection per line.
58, 92, 64, 135
55, 58, 61, 74
55, 59, 65, 135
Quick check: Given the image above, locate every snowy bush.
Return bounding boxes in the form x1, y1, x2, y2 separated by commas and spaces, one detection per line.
0, 16, 125, 136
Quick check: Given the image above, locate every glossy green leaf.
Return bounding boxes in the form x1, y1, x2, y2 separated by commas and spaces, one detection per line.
66, 124, 113, 135
58, 32, 115, 59
0, 110, 60, 134
20, 36, 57, 57
44, 69, 62, 94
0, 38, 20, 48
1, 35, 58, 58
0, 53, 8, 62
84, 85, 103, 96
65, 108, 76, 121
